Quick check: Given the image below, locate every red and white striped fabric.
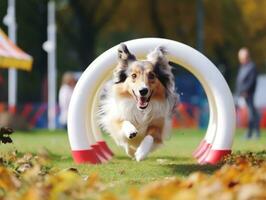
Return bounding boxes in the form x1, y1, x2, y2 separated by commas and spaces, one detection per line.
0, 28, 33, 71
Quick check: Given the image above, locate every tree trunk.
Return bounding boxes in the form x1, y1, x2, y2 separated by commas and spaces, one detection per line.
78, 25, 97, 70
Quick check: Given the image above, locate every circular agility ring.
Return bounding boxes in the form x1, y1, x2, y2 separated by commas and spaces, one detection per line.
67, 38, 236, 165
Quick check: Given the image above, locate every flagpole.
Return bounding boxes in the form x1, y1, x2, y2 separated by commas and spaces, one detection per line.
4, 0, 17, 113
43, 1, 57, 130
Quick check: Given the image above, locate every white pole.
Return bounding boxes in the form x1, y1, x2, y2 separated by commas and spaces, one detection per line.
45, 1, 57, 130
6, 0, 17, 113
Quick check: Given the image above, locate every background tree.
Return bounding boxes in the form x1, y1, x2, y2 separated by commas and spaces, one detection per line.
57, 0, 122, 70
1, 0, 266, 103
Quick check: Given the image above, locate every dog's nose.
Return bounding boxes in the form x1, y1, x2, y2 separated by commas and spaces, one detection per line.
139, 88, 148, 96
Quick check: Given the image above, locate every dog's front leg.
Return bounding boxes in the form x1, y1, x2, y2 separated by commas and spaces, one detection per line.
122, 121, 138, 139
135, 135, 154, 162
135, 125, 163, 162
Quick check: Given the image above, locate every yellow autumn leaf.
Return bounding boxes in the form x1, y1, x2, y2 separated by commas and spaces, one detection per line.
0, 167, 20, 191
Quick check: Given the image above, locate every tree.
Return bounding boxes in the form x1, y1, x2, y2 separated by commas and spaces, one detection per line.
2, 0, 266, 102
57, 0, 122, 69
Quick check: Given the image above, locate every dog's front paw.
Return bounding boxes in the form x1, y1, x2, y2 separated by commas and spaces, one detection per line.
122, 121, 138, 139
135, 135, 154, 162
135, 149, 146, 162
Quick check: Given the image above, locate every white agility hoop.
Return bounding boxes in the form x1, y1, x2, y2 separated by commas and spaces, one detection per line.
67, 38, 236, 165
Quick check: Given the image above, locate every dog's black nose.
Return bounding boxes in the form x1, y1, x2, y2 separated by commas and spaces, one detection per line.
139, 88, 148, 96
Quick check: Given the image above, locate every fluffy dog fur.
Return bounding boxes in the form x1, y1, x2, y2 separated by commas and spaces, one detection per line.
98, 44, 178, 161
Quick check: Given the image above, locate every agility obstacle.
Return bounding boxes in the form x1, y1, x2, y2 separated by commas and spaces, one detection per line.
67, 38, 236, 165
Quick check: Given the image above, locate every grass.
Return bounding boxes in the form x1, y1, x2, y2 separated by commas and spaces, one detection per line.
0, 128, 266, 193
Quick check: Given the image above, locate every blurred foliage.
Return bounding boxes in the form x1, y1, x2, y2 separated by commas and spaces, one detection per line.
130, 153, 266, 200
0, 0, 266, 102
1, 150, 266, 199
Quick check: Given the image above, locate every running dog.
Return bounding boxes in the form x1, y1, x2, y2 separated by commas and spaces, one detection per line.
98, 44, 178, 161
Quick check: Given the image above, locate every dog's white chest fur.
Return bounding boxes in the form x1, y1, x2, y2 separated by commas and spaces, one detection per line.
116, 98, 168, 132
99, 93, 172, 147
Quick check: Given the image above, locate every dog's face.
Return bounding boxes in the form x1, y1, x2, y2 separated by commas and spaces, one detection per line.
114, 44, 172, 110
126, 61, 157, 109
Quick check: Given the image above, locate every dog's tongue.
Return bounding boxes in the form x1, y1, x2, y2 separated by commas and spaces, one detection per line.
137, 97, 148, 109
139, 97, 147, 106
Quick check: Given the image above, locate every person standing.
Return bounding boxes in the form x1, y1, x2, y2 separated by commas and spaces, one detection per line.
59, 72, 76, 129
236, 47, 260, 139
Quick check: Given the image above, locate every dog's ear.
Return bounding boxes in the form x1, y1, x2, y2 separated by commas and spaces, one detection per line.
147, 46, 173, 88
118, 43, 136, 64
147, 46, 168, 67
114, 44, 136, 84
148, 46, 178, 112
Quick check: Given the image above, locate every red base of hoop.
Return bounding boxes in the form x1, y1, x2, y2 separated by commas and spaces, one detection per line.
192, 139, 205, 157
194, 141, 211, 159
203, 149, 231, 165
72, 141, 230, 165
97, 141, 114, 156
197, 144, 212, 164
72, 149, 101, 164
91, 143, 109, 160
193, 140, 232, 165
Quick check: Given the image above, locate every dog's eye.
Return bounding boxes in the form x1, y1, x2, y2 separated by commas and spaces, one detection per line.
148, 73, 155, 80
131, 73, 137, 79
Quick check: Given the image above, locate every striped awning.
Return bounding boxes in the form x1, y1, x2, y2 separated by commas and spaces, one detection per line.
0, 28, 33, 71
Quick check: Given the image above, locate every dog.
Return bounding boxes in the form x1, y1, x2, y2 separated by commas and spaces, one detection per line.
98, 44, 178, 161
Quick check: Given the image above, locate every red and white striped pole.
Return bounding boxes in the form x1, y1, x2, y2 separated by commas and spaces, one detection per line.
43, 1, 57, 130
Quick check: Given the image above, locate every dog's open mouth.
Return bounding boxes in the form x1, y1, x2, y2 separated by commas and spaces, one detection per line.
133, 90, 153, 110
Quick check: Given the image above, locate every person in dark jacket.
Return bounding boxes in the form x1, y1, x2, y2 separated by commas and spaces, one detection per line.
236, 47, 260, 139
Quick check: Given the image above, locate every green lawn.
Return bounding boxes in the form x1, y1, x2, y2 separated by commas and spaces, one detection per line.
0, 128, 265, 193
